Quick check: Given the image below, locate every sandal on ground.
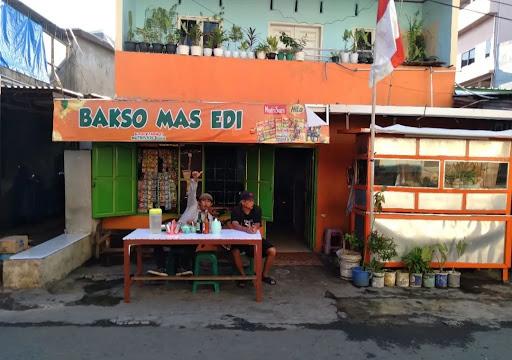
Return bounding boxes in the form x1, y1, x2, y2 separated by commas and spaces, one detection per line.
262, 276, 277, 285
237, 280, 247, 288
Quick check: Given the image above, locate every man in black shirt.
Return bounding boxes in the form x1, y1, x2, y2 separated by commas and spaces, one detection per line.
230, 191, 277, 285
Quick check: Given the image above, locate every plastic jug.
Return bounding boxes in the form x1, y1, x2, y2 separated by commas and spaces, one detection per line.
149, 208, 162, 234
211, 218, 222, 234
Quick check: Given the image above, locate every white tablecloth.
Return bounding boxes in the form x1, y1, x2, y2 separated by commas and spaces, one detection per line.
123, 228, 261, 241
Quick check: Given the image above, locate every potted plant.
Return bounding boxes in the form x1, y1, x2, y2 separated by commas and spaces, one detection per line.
125, 10, 137, 51
368, 230, 397, 287
255, 42, 269, 60
406, 11, 427, 64
188, 23, 203, 56
211, 27, 227, 57
135, 20, 158, 53
266, 36, 279, 60
203, 34, 214, 56
434, 243, 449, 288
367, 258, 384, 288
402, 247, 427, 288
176, 23, 190, 55
239, 41, 249, 59
228, 24, 243, 58
330, 51, 340, 63
336, 232, 363, 280
341, 30, 351, 63
166, 28, 180, 54
421, 245, 436, 288
149, 7, 172, 53
279, 32, 301, 61
245, 27, 258, 59
351, 29, 369, 64
293, 36, 307, 61
277, 49, 286, 61
448, 240, 467, 288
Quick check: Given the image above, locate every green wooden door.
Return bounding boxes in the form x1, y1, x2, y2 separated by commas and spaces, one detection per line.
245, 146, 275, 222
304, 149, 318, 249
92, 143, 136, 218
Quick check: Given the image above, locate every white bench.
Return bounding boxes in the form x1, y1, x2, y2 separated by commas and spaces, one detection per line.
2, 232, 91, 289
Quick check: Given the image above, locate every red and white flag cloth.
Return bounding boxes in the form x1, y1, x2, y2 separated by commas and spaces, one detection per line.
370, 0, 405, 86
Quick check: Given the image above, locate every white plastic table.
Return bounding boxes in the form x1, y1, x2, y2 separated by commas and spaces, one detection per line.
123, 229, 263, 302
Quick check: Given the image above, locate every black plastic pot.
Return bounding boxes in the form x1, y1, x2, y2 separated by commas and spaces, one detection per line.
138, 42, 150, 52
331, 56, 340, 63
166, 43, 177, 54
124, 41, 137, 52
152, 43, 164, 53
267, 52, 277, 60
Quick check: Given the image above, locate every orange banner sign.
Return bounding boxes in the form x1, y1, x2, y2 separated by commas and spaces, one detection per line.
52, 100, 329, 144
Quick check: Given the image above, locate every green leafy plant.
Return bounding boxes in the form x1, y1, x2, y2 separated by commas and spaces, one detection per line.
369, 231, 397, 263
255, 42, 269, 53
279, 32, 305, 54
353, 29, 370, 52
187, 22, 203, 46
245, 27, 258, 50
210, 27, 228, 48
229, 24, 243, 49
366, 258, 383, 273
407, 11, 426, 62
373, 190, 386, 213
136, 19, 159, 43
344, 232, 363, 253
149, 6, 173, 43
342, 29, 352, 52
167, 27, 181, 45
421, 245, 435, 273
266, 35, 279, 53
434, 243, 449, 272
240, 40, 250, 51
127, 10, 134, 41
402, 247, 430, 274
452, 239, 467, 271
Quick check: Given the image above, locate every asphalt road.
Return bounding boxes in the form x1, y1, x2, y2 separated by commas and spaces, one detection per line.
0, 326, 510, 360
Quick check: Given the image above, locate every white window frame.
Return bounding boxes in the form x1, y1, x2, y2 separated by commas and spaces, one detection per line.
353, 28, 375, 51
177, 15, 221, 46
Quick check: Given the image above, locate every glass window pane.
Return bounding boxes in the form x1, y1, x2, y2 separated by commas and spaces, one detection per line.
444, 161, 508, 189
485, 39, 491, 57
375, 160, 439, 188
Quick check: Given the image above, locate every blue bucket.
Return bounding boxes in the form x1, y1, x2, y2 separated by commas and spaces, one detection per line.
352, 266, 371, 287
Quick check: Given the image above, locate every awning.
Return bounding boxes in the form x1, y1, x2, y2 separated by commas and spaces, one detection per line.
365, 124, 512, 139
52, 99, 329, 144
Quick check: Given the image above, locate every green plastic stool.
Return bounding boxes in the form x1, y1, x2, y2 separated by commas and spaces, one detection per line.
192, 252, 220, 293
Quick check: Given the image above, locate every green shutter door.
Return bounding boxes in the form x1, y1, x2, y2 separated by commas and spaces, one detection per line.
246, 146, 259, 201
92, 144, 115, 218
259, 146, 275, 222
92, 143, 136, 218
114, 144, 137, 215
245, 146, 275, 222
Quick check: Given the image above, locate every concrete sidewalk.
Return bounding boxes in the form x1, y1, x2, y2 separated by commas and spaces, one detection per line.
1, 262, 512, 335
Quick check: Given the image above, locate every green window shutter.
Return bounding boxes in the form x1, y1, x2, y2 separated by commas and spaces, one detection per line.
245, 146, 275, 222
92, 143, 136, 218
246, 146, 259, 201
259, 146, 275, 222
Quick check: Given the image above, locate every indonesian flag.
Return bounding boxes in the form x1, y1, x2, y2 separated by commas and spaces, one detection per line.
370, 0, 405, 86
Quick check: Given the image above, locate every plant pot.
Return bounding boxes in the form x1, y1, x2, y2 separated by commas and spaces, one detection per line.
336, 249, 362, 280
151, 43, 164, 53
295, 51, 305, 61
350, 52, 359, 64
240, 51, 247, 59
396, 271, 410, 287
331, 56, 340, 63
409, 273, 423, 288
224, 49, 232, 57
423, 272, 435, 288
352, 266, 371, 287
191, 45, 202, 56
267, 52, 277, 60
448, 271, 461, 288
341, 52, 350, 63
247, 51, 255, 59
256, 51, 266, 60
384, 270, 396, 287
232, 50, 240, 58
286, 52, 294, 61
435, 272, 449, 288
203, 48, 213, 57
166, 43, 177, 54
371, 272, 385, 288
213, 48, 224, 57
138, 42, 150, 52
177, 45, 190, 55
277, 52, 286, 60
124, 41, 137, 52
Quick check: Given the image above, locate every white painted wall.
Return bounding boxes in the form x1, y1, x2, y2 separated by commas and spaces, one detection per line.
458, 0, 497, 31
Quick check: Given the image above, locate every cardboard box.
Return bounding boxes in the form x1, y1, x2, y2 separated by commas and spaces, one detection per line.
0, 235, 29, 254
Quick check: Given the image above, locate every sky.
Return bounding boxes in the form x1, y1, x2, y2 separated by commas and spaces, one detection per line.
20, 0, 116, 40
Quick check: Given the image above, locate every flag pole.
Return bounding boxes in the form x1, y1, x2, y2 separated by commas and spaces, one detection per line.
369, 70, 377, 245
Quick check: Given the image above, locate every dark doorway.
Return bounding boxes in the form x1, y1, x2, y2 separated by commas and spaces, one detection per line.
268, 147, 314, 252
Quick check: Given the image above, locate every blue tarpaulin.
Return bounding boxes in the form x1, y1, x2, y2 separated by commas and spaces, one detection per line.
0, 0, 49, 82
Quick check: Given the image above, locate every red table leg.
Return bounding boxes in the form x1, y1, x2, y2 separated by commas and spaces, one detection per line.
123, 242, 131, 303
254, 242, 263, 302
136, 245, 143, 286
